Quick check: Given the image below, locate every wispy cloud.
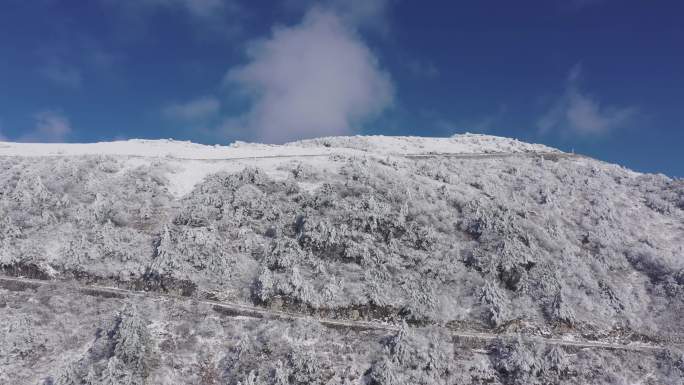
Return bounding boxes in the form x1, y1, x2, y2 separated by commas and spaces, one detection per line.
538, 64, 637, 137
163, 96, 221, 121
19, 110, 73, 143
102, 0, 232, 18
406, 59, 439, 79
158, 0, 230, 18
101, 0, 243, 39
36, 35, 127, 90
284, 0, 393, 33
221, 6, 394, 143
87, 47, 126, 74
39, 63, 83, 88
325, 0, 393, 33
36, 42, 84, 89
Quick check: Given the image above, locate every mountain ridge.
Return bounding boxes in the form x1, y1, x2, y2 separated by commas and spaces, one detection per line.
1, 135, 682, 384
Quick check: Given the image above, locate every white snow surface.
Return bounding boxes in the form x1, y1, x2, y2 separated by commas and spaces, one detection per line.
0, 133, 558, 158
0, 134, 560, 198
287, 134, 559, 155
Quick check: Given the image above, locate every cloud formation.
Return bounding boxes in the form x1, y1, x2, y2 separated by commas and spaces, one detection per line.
223, 7, 394, 143
538, 65, 636, 137
406, 59, 439, 79
101, 0, 242, 39
163, 96, 220, 121
20, 111, 73, 143
39, 63, 83, 88
139, 0, 236, 19
285, 0, 392, 32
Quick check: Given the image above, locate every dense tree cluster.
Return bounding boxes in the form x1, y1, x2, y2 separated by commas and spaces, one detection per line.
4, 286, 680, 384
1, 151, 682, 337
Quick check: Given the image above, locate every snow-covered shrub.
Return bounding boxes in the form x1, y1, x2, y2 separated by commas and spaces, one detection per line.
0, 157, 172, 284
542, 345, 569, 378
544, 287, 576, 326
366, 356, 398, 385
645, 195, 674, 215
656, 348, 684, 382
114, 307, 151, 376
286, 350, 326, 385
414, 159, 454, 184
252, 267, 275, 303
50, 304, 151, 385
0, 314, 38, 363
489, 338, 544, 385
480, 281, 511, 327
625, 244, 681, 287
367, 324, 461, 384
147, 225, 233, 283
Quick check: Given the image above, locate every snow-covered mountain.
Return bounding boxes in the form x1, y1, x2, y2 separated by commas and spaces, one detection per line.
1, 135, 682, 384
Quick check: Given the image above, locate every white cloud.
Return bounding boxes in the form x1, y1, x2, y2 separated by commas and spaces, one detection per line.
101, 0, 242, 39
284, 0, 392, 33
163, 96, 220, 121
326, 0, 392, 31
35, 35, 126, 89
39, 63, 83, 88
141, 0, 232, 19
88, 47, 126, 74
538, 64, 637, 137
35, 42, 85, 89
20, 110, 73, 143
406, 59, 439, 79
223, 8, 394, 143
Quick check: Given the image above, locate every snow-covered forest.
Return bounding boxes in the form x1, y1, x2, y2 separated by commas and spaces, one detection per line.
1, 135, 682, 384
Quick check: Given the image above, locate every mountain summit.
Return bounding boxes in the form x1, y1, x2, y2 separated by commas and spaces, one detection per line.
1, 135, 682, 384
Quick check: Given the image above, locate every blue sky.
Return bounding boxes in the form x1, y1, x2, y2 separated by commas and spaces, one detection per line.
1, 0, 682, 176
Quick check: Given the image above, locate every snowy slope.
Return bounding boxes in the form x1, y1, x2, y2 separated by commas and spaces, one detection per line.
0, 138, 332, 159
1, 135, 683, 384
0, 133, 557, 158
0, 134, 561, 198
288, 134, 560, 154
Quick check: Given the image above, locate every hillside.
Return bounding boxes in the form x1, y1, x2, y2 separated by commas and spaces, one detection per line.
1, 134, 683, 384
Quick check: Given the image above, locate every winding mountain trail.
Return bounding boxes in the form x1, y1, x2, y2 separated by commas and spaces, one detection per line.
0, 275, 672, 353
